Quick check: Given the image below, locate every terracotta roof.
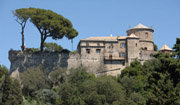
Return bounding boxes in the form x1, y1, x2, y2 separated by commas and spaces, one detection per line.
132, 23, 149, 29
86, 36, 117, 40
160, 44, 172, 51
81, 36, 127, 41
117, 36, 127, 39
127, 33, 139, 38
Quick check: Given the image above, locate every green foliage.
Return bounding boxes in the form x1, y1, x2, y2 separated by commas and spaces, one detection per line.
120, 60, 144, 78
31, 48, 40, 52
32, 89, 59, 105
56, 68, 126, 105
68, 68, 95, 84
14, 7, 78, 51
58, 82, 85, 105
48, 68, 67, 87
128, 92, 146, 105
173, 38, 180, 58
70, 50, 78, 54
0, 65, 8, 87
13, 8, 30, 22
118, 51, 180, 105
96, 76, 125, 104
29, 8, 78, 51
44, 42, 63, 52
1, 76, 23, 105
154, 43, 158, 51
22, 97, 43, 105
20, 66, 51, 96
0, 65, 23, 105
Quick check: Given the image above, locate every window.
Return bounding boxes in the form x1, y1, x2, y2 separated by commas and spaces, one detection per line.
110, 43, 113, 48
122, 61, 125, 66
104, 60, 124, 65
109, 54, 112, 59
136, 43, 137, 47
120, 43, 126, 48
119, 52, 125, 58
97, 42, 100, 46
145, 32, 148, 38
144, 47, 147, 50
86, 42, 89, 46
86, 49, 90, 54
96, 49, 101, 54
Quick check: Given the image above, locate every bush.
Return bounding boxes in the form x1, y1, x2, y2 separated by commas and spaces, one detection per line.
20, 66, 51, 96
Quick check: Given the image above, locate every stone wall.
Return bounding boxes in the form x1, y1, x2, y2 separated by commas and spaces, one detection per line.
9, 50, 69, 73
139, 50, 155, 64
126, 38, 140, 65
67, 53, 81, 70
9, 50, 105, 77
9, 49, 155, 78
127, 29, 154, 42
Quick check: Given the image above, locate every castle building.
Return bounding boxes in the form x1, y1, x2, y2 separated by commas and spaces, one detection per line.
9, 23, 160, 77
77, 23, 155, 75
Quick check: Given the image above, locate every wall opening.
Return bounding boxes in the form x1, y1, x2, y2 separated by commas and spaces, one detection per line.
86, 49, 90, 54
109, 54, 112, 59
97, 42, 100, 46
144, 47, 147, 50
119, 52, 125, 58
86, 42, 89, 46
96, 49, 101, 54
120, 43, 126, 48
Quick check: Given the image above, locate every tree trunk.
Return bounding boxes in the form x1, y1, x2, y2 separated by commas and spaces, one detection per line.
40, 35, 46, 51
71, 39, 73, 51
40, 35, 44, 51
40, 41, 44, 51
21, 27, 25, 51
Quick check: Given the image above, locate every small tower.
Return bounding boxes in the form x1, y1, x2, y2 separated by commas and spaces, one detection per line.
160, 44, 172, 54
126, 34, 140, 65
126, 23, 154, 51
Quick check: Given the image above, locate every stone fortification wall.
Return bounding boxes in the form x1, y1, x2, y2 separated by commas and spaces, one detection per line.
9, 50, 69, 73
9, 50, 155, 77
139, 50, 155, 64
67, 53, 81, 70
9, 50, 105, 76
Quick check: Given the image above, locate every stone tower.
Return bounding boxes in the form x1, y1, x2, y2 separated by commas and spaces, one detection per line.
126, 34, 140, 65
126, 23, 154, 51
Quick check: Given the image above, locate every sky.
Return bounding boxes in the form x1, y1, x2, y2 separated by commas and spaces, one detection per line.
0, 0, 180, 69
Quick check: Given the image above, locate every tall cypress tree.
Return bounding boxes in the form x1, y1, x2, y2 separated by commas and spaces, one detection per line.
2, 75, 23, 105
